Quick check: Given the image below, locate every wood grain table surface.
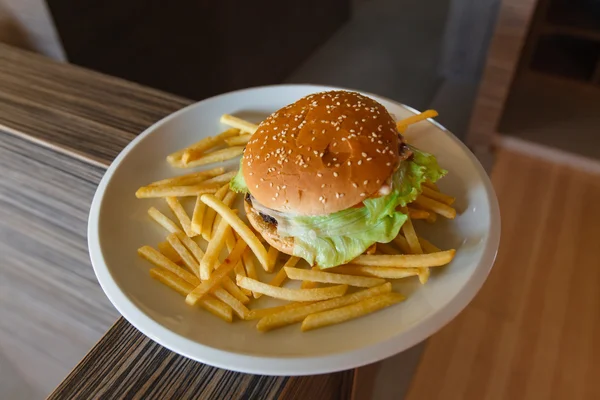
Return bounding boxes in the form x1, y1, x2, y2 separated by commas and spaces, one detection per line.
0, 44, 354, 399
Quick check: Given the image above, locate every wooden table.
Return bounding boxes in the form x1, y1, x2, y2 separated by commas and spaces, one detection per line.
0, 44, 353, 399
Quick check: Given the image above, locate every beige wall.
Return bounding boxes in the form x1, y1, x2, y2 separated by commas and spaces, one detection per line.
0, 0, 65, 60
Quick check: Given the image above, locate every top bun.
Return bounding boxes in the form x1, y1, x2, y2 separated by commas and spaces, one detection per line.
243, 90, 399, 216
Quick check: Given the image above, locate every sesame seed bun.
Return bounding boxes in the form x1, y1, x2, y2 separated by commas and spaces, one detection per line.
243, 90, 400, 216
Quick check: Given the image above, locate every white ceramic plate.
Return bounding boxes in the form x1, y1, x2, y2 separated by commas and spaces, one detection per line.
88, 84, 500, 376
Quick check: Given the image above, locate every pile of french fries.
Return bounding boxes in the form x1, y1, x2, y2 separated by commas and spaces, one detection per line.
135, 111, 457, 332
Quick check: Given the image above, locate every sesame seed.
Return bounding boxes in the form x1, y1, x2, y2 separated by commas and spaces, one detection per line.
269, 182, 273, 187
272, 197, 276, 201
333, 172, 338, 177
352, 182, 358, 188
317, 173, 322, 177
361, 152, 367, 157
347, 161, 352, 166
321, 184, 326, 188
367, 157, 373, 161
282, 185, 287, 189
360, 193, 366, 197
386, 162, 391, 166
249, 172, 253, 176
255, 184, 259, 188
260, 178, 264, 182
364, 180, 369, 185
358, 160, 362, 165
335, 163, 340, 167
275, 193, 279, 197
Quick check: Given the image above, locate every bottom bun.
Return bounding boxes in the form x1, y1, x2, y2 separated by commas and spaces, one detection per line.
244, 200, 295, 256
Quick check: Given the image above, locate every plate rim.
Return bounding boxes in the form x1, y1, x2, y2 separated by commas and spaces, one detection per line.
88, 83, 500, 376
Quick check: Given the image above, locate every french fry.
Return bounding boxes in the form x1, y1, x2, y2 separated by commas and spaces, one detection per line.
167, 129, 239, 165
237, 276, 347, 302
167, 233, 200, 275
266, 246, 280, 272
157, 240, 182, 264
175, 231, 204, 263
221, 276, 250, 304
413, 196, 457, 219
377, 242, 400, 255
166, 197, 194, 237
201, 194, 270, 270
180, 146, 244, 168
202, 170, 238, 185
220, 114, 259, 134
137, 246, 199, 285
148, 207, 183, 234
418, 268, 431, 284
242, 252, 260, 298
422, 180, 439, 191
246, 302, 313, 320
224, 229, 249, 295
149, 267, 194, 296
233, 259, 250, 295
301, 280, 319, 289
422, 186, 455, 205
365, 243, 377, 255
255, 256, 299, 299
148, 167, 225, 187
224, 229, 237, 252
256, 283, 392, 332
225, 134, 251, 146
186, 239, 247, 305
392, 234, 411, 254
212, 190, 237, 238
418, 236, 441, 253
401, 209, 423, 255
331, 265, 420, 279
149, 268, 232, 322
396, 109, 438, 133
301, 293, 405, 332
136, 183, 221, 198
200, 216, 231, 280
284, 267, 386, 288
407, 207, 430, 220
202, 184, 229, 241
191, 195, 206, 236
400, 208, 428, 283
426, 212, 438, 223
351, 250, 456, 268
212, 287, 250, 319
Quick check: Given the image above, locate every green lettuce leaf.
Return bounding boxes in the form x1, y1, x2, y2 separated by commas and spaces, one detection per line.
279, 197, 407, 267
391, 145, 447, 208
229, 160, 249, 193
230, 145, 447, 268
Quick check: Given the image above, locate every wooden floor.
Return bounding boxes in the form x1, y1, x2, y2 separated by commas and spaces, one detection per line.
405, 147, 600, 400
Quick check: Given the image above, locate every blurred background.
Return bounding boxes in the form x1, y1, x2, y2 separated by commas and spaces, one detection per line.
2, 0, 600, 399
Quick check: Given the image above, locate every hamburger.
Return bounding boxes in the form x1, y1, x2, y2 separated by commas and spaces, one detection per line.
230, 90, 446, 268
